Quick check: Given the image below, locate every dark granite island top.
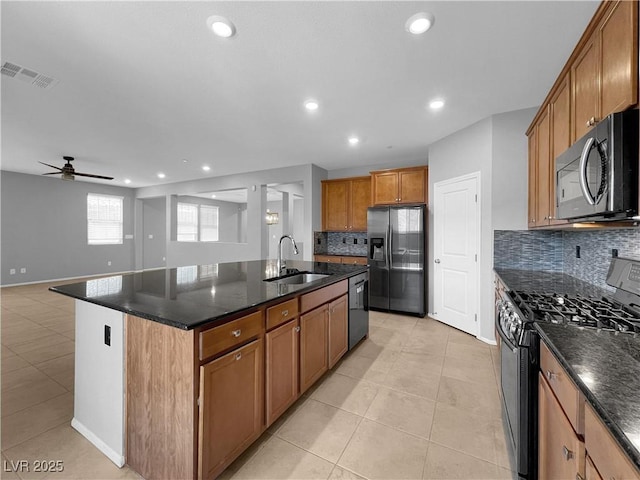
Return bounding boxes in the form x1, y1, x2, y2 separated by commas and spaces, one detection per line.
51, 259, 368, 330
494, 268, 640, 471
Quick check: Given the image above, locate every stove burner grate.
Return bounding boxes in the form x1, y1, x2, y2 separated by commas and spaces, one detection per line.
513, 291, 640, 333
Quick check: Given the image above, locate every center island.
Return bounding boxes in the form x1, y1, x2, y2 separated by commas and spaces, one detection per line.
51, 259, 369, 480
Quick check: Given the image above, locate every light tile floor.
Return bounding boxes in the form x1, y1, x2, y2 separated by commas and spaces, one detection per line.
1, 281, 514, 480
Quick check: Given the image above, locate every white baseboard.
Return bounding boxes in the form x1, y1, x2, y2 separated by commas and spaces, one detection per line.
477, 335, 497, 346
71, 418, 125, 468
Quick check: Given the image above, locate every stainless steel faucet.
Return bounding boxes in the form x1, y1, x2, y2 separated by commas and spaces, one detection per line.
277, 235, 299, 274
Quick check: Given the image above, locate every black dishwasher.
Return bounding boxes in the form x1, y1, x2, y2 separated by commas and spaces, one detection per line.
348, 271, 369, 350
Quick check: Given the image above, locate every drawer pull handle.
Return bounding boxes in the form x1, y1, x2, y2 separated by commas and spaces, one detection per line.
282, 310, 289, 317
545, 370, 557, 381
295, 326, 301, 333
562, 445, 573, 461
235, 352, 242, 361
231, 329, 242, 337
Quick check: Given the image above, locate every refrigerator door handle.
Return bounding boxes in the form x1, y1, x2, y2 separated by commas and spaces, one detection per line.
387, 224, 392, 270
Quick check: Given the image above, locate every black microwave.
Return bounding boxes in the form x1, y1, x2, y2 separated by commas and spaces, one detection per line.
556, 110, 638, 221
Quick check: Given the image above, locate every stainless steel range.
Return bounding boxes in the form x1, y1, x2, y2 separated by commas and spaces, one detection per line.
495, 257, 640, 480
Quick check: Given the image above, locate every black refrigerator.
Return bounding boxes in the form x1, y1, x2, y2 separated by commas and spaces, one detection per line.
367, 204, 426, 317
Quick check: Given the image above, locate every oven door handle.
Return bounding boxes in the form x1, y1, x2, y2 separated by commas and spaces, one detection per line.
496, 317, 518, 354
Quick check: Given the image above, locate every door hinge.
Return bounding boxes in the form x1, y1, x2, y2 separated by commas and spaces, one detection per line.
475, 313, 478, 322
475, 254, 477, 262
475, 194, 478, 203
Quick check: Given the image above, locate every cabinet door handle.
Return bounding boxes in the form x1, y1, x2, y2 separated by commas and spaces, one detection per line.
545, 370, 557, 381
282, 310, 289, 317
235, 352, 242, 361
295, 326, 301, 333
562, 445, 573, 461
231, 329, 242, 337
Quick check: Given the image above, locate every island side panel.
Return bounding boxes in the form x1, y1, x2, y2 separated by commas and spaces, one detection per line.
126, 314, 197, 480
72, 300, 125, 466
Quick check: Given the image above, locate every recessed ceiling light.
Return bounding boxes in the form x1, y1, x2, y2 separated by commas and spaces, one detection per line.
304, 100, 319, 112
429, 99, 445, 110
157, 172, 166, 179
406, 12, 435, 35
207, 15, 236, 38
124, 178, 131, 184
348, 136, 360, 146
202, 165, 211, 172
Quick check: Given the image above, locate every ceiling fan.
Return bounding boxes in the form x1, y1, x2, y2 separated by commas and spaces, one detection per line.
39, 156, 114, 181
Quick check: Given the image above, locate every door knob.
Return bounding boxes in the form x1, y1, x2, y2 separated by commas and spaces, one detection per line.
435, 259, 441, 264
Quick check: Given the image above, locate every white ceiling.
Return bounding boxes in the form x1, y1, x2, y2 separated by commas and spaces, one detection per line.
1, 1, 599, 188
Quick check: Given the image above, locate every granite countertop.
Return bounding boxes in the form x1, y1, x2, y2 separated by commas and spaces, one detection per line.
51, 260, 367, 330
535, 322, 640, 470
495, 268, 611, 298
495, 268, 640, 470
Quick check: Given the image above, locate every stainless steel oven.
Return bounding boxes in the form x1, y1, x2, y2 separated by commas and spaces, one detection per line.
496, 290, 538, 480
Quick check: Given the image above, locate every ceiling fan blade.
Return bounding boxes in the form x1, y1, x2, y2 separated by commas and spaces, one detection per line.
74, 172, 115, 180
42, 172, 62, 175
38, 161, 63, 171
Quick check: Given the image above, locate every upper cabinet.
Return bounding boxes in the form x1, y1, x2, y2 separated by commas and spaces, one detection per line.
527, 0, 638, 229
573, 0, 638, 140
370, 166, 428, 206
321, 176, 371, 232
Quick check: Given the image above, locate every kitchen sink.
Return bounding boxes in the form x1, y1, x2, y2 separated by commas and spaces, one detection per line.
264, 272, 331, 285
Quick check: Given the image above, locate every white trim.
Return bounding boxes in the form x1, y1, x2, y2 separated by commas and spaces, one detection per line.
71, 418, 125, 468
477, 335, 497, 346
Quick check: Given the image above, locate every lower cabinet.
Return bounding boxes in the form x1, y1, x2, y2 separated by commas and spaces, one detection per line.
328, 294, 348, 369
265, 319, 299, 427
198, 339, 264, 480
538, 372, 585, 480
300, 304, 329, 394
585, 455, 603, 480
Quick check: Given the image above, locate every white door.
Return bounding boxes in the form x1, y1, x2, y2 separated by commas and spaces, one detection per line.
433, 173, 479, 335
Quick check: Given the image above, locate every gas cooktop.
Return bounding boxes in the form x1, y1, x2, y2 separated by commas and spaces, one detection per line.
513, 291, 640, 333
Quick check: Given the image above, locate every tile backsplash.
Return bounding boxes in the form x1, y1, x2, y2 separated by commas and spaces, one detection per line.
314, 231, 368, 257
494, 228, 640, 290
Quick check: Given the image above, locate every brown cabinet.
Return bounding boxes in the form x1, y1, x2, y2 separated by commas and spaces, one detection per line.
265, 319, 299, 427
538, 371, 585, 480
322, 176, 371, 231
584, 402, 640, 480
526, 0, 638, 229
314, 255, 367, 265
327, 294, 348, 369
573, 0, 638, 140
299, 304, 328, 394
370, 166, 428, 205
198, 339, 264, 480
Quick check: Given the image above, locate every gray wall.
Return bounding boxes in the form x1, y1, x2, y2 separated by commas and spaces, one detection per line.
428, 107, 535, 343
142, 197, 167, 269
1, 171, 136, 284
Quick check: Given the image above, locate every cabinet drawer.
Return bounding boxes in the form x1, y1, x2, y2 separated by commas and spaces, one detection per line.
585, 403, 640, 480
341, 256, 367, 265
540, 342, 584, 434
314, 255, 342, 264
266, 299, 299, 331
200, 311, 263, 361
300, 280, 348, 314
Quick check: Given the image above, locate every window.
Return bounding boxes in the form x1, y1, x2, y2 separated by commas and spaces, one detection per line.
87, 194, 123, 245
200, 205, 219, 242
177, 203, 198, 241
177, 203, 219, 242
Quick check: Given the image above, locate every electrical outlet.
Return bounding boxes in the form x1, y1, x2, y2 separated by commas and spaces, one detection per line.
20, 268, 26, 274
9, 269, 15, 275
576, 246, 581, 259
353, 238, 358, 244
148, 234, 153, 239
104, 325, 111, 346
612, 248, 619, 258
107, 261, 112, 266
